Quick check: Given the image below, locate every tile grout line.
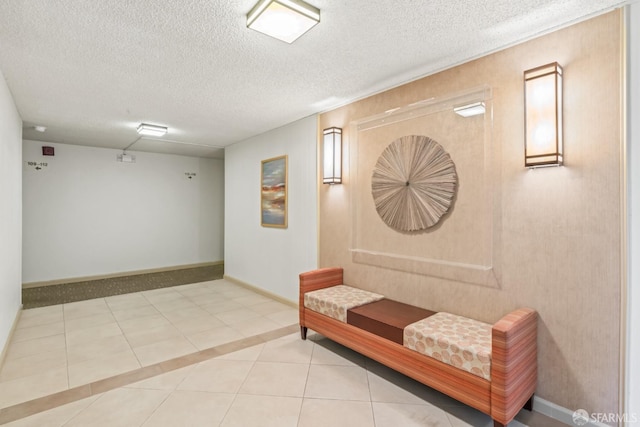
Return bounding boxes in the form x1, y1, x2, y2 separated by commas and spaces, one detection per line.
62, 301, 71, 407
295, 343, 315, 427
123, 293, 152, 370
218, 332, 265, 427
0, 324, 298, 425
364, 358, 378, 427
163, 286, 232, 355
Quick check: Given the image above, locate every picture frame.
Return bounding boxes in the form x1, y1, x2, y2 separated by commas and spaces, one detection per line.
261, 155, 288, 228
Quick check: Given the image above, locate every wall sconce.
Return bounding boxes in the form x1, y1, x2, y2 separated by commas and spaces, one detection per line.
524, 62, 563, 167
323, 127, 342, 184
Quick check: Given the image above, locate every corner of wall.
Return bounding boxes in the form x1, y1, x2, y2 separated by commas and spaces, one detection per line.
0, 67, 24, 352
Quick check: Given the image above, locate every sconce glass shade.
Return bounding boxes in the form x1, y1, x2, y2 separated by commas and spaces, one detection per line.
323, 127, 342, 184
247, 0, 320, 44
524, 62, 563, 167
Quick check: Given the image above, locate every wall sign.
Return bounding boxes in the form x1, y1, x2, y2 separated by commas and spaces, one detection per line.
26, 161, 49, 171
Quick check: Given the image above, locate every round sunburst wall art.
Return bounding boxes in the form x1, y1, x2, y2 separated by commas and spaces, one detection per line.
371, 135, 457, 232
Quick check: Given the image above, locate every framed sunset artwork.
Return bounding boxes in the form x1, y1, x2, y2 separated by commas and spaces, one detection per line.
261, 155, 287, 228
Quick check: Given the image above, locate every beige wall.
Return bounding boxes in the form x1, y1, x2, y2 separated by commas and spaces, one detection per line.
319, 11, 622, 414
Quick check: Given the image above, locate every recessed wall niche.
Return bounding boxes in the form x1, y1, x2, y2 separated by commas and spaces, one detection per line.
349, 86, 500, 287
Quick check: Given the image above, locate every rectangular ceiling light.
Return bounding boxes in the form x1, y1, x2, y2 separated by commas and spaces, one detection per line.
247, 0, 320, 44
137, 123, 168, 137
453, 102, 485, 117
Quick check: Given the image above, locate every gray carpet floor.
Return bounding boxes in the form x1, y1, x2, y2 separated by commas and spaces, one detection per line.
22, 264, 224, 309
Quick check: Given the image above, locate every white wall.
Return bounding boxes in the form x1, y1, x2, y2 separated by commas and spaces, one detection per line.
627, 2, 640, 420
0, 70, 23, 349
22, 141, 224, 283
225, 115, 317, 302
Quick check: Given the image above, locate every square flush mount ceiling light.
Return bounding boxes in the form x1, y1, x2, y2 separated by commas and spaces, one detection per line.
136, 123, 168, 137
247, 0, 320, 44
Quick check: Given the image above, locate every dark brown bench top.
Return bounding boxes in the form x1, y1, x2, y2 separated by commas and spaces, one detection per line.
347, 298, 436, 344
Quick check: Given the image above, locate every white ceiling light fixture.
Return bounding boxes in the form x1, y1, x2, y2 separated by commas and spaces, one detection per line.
453, 102, 485, 117
247, 0, 320, 44
136, 123, 168, 137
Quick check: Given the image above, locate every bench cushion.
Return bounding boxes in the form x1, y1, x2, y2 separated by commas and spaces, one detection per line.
304, 285, 384, 323
403, 312, 492, 380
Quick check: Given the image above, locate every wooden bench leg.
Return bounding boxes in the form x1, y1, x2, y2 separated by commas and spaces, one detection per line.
300, 326, 308, 340
524, 394, 534, 411
493, 394, 534, 427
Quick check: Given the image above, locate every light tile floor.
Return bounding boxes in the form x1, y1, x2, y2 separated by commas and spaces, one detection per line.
0, 279, 563, 427
0, 279, 297, 409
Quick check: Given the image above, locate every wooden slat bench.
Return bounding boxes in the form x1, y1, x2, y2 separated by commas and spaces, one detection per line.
299, 267, 537, 427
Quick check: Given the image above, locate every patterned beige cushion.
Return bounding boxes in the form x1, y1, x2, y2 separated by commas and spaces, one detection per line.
404, 312, 492, 380
304, 285, 384, 323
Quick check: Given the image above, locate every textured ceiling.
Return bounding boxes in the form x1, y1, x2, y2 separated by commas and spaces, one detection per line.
0, 0, 631, 159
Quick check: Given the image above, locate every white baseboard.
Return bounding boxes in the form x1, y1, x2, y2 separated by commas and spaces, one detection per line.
223, 275, 297, 308
0, 306, 23, 372
534, 396, 617, 427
